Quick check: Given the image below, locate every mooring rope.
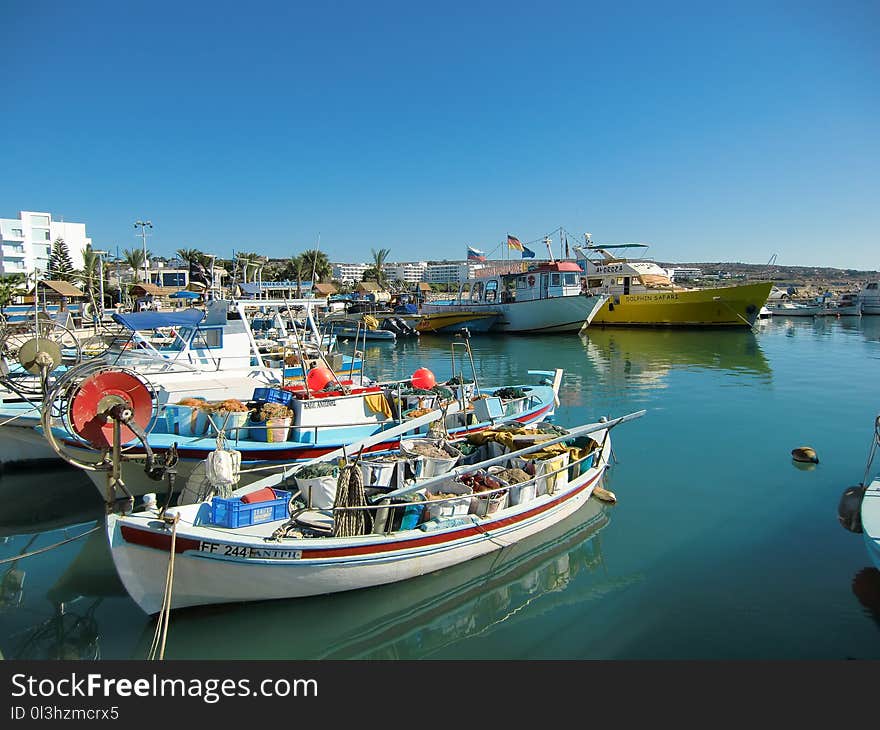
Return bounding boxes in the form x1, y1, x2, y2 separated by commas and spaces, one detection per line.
861, 415, 880, 487
0, 403, 40, 429
148, 514, 179, 661
0, 525, 101, 565
332, 462, 368, 537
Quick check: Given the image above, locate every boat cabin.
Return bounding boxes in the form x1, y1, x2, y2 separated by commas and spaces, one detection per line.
576, 251, 673, 297
455, 262, 585, 305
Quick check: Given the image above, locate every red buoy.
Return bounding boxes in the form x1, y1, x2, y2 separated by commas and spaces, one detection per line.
306, 366, 334, 392
411, 367, 436, 390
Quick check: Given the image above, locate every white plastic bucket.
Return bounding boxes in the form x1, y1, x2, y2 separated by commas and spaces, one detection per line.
296, 475, 338, 510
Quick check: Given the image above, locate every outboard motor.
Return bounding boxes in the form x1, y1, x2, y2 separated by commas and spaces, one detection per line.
394, 317, 417, 336
381, 318, 401, 335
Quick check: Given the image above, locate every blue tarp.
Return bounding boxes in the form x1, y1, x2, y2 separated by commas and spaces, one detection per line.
169, 290, 200, 299
112, 309, 205, 331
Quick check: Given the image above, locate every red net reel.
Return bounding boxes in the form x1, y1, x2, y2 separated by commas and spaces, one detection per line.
68, 370, 153, 450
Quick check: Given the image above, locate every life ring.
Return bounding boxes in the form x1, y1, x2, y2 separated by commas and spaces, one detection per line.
527, 275, 536, 286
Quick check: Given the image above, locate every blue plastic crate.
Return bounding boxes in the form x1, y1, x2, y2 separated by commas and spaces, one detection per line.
210, 489, 291, 528
251, 387, 295, 407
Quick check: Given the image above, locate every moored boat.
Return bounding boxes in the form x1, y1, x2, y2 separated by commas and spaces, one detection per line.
838, 414, 880, 571
860, 281, 880, 315
101, 410, 644, 613
419, 262, 608, 334
575, 241, 772, 328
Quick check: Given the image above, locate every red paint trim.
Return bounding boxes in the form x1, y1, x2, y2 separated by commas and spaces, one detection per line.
67, 404, 554, 463
120, 524, 201, 553
119, 467, 599, 560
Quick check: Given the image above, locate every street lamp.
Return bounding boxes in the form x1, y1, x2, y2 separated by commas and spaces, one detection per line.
92, 249, 108, 319
134, 220, 152, 284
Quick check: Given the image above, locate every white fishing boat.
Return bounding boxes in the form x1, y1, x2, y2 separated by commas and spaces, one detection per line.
0, 298, 360, 468
764, 300, 823, 317
860, 281, 880, 315
419, 262, 607, 334
98, 410, 644, 614
816, 293, 861, 317
39, 334, 566, 501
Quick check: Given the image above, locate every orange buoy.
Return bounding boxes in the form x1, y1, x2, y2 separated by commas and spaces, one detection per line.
306, 367, 334, 391
411, 367, 436, 390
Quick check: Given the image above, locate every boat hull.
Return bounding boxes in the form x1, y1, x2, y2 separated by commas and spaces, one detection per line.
589, 282, 773, 327
863, 478, 880, 572
416, 312, 498, 334
108, 437, 610, 613
421, 294, 607, 334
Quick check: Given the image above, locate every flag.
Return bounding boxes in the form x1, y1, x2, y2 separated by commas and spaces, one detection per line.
521, 246, 535, 259
467, 245, 486, 262
507, 235, 524, 251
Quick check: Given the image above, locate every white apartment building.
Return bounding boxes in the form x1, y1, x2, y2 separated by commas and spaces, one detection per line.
426, 261, 485, 284
332, 262, 370, 284
667, 267, 702, 282
383, 261, 427, 283
0, 210, 91, 276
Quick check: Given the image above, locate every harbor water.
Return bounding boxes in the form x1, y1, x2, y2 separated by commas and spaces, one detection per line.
2, 315, 880, 659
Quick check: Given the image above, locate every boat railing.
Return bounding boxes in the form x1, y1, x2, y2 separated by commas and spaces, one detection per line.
323, 446, 601, 516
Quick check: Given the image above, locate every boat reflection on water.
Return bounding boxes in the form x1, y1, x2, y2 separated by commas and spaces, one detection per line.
852, 567, 880, 628
2, 523, 126, 659
139, 494, 636, 659
0, 465, 104, 539
580, 327, 772, 392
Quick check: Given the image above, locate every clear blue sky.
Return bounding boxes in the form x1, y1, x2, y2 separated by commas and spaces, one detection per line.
2, 1, 877, 269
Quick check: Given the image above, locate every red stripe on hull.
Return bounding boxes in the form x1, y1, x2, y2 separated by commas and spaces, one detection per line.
77, 403, 554, 463
119, 466, 599, 560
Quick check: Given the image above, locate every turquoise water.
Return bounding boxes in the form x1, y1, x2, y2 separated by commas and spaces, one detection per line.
2, 316, 879, 659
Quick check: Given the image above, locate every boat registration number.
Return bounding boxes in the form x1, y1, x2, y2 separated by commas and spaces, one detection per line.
198, 541, 303, 560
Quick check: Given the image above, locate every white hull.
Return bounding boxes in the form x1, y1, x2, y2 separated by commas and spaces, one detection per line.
109, 436, 611, 613
0, 420, 59, 466
422, 294, 607, 333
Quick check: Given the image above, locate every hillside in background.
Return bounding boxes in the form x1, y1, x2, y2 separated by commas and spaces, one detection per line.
659, 261, 878, 295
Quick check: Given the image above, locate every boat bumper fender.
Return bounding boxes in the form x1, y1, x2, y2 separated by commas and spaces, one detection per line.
838, 485, 866, 534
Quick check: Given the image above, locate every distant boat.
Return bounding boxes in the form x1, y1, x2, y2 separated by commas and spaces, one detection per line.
817, 292, 861, 317
860, 281, 880, 315
765, 300, 823, 317
575, 243, 772, 328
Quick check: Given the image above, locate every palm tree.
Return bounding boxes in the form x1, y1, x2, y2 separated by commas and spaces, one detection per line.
176, 248, 206, 266
363, 247, 391, 287
283, 255, 306, 298
122, 248, 148, 283
300, 249, 332, 284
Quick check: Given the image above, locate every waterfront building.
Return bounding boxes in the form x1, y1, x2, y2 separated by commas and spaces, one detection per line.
332, 262, 370, 284
383, 261, 428, 283
666, 267, 703, 282
0, 210, 91, 276
426, 261, 486, 285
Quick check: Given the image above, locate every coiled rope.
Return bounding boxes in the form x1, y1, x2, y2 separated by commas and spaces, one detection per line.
332, 462, 368, 537
148, 513, 179, 661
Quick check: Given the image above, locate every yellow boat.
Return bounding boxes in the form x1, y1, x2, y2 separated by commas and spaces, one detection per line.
576, 243, 773, 328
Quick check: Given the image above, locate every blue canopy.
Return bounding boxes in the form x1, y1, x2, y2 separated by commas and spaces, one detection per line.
169, 290, 201, 299
112, 309, 206, 331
